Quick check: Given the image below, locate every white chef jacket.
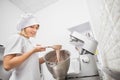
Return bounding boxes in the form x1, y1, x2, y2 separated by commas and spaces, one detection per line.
4, 34, 41, 80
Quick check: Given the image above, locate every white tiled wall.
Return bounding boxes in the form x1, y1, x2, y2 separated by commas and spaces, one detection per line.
86, 0, 120, 79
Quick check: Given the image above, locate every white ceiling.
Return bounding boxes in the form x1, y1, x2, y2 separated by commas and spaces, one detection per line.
9, 0, 59, 13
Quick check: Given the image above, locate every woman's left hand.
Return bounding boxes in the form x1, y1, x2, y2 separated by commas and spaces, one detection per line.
33, 45, 46, 53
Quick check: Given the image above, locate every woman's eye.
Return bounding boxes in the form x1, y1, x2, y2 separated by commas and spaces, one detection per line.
30, 26, 34, 28
36, 27, 39, 30
29, 25, 39, 30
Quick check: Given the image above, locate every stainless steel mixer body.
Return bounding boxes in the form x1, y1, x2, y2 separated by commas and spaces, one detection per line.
66, 49, 100, 80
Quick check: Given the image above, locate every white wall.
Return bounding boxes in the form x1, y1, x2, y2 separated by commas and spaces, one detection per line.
34, 0, 90, 53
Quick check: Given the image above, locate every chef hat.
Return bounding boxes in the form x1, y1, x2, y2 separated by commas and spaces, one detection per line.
17, 13, 39, 31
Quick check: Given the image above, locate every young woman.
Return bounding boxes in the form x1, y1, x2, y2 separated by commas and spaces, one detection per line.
3, 14, 46, 80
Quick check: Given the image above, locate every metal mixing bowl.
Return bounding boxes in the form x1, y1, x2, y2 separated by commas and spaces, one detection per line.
44, 50, 70, 80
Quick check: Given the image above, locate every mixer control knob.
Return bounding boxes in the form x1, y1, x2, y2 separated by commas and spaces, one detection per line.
82, 55, 90, 63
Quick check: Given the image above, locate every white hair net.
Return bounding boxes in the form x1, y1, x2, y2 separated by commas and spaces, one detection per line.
17, 13, 39, 31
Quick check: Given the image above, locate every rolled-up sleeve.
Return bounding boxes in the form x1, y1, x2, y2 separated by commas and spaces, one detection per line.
4, 34, 24, 56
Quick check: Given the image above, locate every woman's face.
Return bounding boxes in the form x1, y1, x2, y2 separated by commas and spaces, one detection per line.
24, 24, 39, 37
